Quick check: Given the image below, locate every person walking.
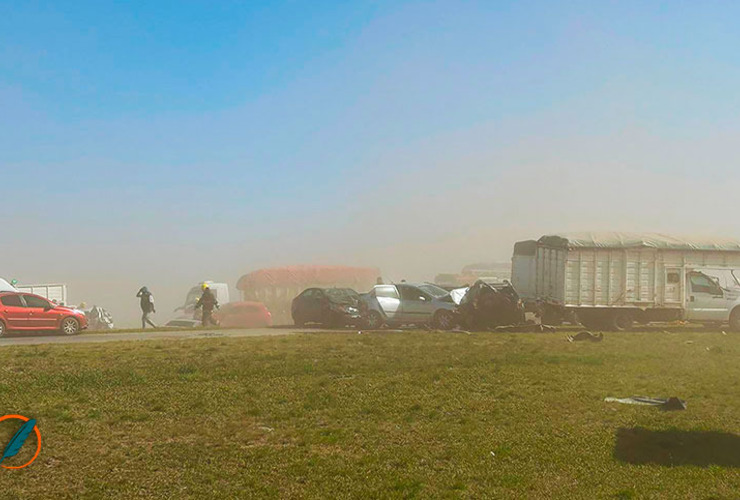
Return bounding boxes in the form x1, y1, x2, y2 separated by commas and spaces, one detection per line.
195, 283, 219, 327
137, 286, 157, 329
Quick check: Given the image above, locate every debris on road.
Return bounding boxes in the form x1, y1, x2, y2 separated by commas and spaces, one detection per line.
84, 305, 115, 330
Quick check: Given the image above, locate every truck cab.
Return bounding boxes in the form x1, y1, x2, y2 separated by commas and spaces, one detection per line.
685, 269, 740, 327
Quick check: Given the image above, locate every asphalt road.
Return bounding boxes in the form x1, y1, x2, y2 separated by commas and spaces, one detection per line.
0, 327, 313, 347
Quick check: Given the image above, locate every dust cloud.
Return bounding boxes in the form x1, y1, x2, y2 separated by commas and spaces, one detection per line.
4, 124, 739, 327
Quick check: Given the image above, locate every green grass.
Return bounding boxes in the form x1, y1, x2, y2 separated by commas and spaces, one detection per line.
1, 330, 739, 498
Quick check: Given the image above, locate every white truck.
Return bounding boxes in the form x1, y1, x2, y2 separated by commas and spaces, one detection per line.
15, 283, 68, 305
167, 281, 230, 327
511, 232, 740, 330
0, 278, 17, 292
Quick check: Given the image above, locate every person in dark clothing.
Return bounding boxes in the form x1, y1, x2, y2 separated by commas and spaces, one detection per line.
195, 283, 219, 327
136, 286, 157, 329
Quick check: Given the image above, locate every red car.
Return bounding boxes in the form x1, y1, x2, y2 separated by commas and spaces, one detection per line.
0, 291, 88, 336
213, 301, 272, 329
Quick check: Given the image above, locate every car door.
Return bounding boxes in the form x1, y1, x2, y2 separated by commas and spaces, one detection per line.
0, 294, 31, 329
23, 294, 59, 330
686, 272, 728, 321
301, 289, 324, 323
397, 285, 435, 324
374, 285, 401, 320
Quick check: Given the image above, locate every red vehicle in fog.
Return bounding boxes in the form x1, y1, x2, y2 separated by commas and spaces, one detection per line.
0, 291, 88, 336
213, 301, 272, 328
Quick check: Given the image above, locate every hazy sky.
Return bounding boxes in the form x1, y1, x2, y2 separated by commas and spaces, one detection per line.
3, 1, 740, 325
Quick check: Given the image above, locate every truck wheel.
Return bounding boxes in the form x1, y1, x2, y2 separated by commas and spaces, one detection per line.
611, 312, 634, 331
0, 320, 6, 337
433, 310, 455, 331
60, 317, 80, 335
577, 311, 603, 331
364, 311, 383, 330
730, 308, 740, 332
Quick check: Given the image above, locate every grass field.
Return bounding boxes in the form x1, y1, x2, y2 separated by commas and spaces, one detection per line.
1, 329, 739, 499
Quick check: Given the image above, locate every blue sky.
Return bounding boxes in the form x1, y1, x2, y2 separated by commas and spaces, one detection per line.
3, 1, 740, 323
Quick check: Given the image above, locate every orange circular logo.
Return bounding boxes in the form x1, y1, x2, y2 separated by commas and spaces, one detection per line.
0, 415, 41, 469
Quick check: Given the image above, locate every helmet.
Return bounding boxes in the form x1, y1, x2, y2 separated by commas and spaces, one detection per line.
201, 283, 210, 290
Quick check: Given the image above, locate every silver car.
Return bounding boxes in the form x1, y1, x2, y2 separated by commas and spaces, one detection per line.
361, 283, 459, 330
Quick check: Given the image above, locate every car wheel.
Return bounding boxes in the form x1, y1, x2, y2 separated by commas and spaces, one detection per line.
730, 308, 740, 332
433, 310, 455, 331
0, 320, 6, 337
61, 317, 80, 335
364, 311, 383, 330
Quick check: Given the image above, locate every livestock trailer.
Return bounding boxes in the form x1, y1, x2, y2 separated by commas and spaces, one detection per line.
511, 232, 740, 330
16, 283, 68, 305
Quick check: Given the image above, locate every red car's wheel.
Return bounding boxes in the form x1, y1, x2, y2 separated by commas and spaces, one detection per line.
60, 317, 80, 335
0, 320, 6, 337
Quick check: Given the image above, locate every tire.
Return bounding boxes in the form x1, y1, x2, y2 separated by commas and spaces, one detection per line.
60, 317, 80, 335
730, 308, 740, 332
364, 311, 383, 330
610, 312, 634, 332
577, 311, 606, 331
433, 310, 455, 331
0, 320, 6, 337
292, 311, 305, 327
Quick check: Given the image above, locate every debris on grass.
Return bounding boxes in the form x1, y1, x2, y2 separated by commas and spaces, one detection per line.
493, 324, 556, 333
604, 396, 687, 411
567, 331, 603, 342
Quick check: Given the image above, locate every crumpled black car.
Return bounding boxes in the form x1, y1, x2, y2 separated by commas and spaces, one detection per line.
457, 280, 525, 329
291, 288, 363, 327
